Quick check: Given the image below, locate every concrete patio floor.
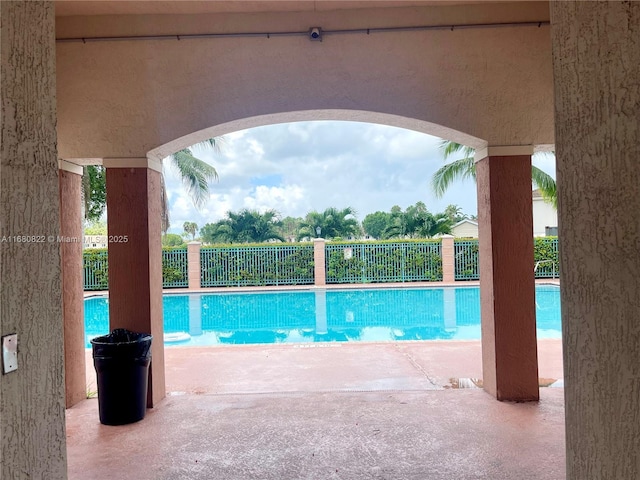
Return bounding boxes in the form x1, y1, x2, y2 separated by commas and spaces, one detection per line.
67, 340, 566, 479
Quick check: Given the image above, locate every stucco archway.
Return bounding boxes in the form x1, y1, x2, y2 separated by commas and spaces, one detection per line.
147, 109, 487, 162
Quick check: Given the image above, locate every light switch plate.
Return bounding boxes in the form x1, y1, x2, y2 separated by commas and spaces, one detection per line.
2, 334, 18, 374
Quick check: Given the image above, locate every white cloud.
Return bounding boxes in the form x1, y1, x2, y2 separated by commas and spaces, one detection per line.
242, 185, 307, 215
171, 197, 194, 220
164, 121, 556, 234
287, 123, 311, 142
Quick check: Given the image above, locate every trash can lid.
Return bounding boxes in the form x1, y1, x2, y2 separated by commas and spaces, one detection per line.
90, 328, 152, 345
91, 329, 153, 359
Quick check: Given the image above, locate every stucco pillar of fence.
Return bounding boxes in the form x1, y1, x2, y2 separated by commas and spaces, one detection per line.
440, 235, 455, 283
475, 146, 538, 402
187, 241, 202, 289
105, 158, 165, 407
313, 238, 326, 286
59, 160, 86, 408
551, 3, 640, 478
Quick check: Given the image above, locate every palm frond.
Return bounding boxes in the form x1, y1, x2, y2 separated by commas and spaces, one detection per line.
170, 149, 218, 208
531, 165, 557, 208
192, 137, 225, 154
440, 140, 475, 161
431, 157, 476, 198
434, 141, 558, 209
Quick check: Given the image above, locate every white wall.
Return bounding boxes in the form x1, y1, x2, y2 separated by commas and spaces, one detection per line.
532, 197, 557, 236
451, 222, 479, 238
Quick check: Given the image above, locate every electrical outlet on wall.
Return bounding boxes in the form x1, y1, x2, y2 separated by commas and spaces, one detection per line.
2, 334, 18, 374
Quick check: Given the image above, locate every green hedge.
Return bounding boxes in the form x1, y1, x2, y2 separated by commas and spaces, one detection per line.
454, 237, 559, 280
84, 237, 558, 291
161, 247, 188, 287
200, 244, 314, 287
83, 247, 189, 290
533, 237, 559, 278
326, 240, 442, 283
83, 249, 109, 291
453, 238, 479, 280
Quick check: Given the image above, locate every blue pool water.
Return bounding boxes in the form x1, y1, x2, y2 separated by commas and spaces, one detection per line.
84, 285, 561, 347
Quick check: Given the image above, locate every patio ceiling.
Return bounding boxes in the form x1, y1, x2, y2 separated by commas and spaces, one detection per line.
54, 0, 550, 17
55, 1, 450, 17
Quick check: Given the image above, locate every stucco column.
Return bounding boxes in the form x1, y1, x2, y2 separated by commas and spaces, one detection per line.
104, 158, 165, 407
475, 146, 538, 402
0, 2, 67, 477
440, 235, 455, 283
59, 160, 86, 408
187, 241, 201, 290
551, 3, 640, 479
313, 238, 326, 286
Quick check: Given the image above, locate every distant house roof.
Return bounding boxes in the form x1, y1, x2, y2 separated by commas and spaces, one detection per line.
532, 189, 543, 199
452, 219, 478, 228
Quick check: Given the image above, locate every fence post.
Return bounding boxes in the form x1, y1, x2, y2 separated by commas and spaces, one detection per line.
187, 241, 202, 289
314, 238, 326, 286
441, 235, 455, 283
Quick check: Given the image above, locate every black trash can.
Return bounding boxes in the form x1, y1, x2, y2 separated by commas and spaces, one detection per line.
91, 329, 153, 426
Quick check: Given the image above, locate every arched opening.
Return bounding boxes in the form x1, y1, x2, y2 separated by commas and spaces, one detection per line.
159, 118, 481, 236
87, 112, 559, 402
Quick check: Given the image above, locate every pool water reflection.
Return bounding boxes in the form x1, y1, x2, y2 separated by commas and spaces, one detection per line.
84, 286, 561, 347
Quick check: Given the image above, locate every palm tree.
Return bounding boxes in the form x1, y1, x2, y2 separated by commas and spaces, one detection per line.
431, 141, 557, 207
199, 222, 227, 245
381, 202, 452, 239
81, 138, 222, 231
444, 204, 464, 223
249, 210, 286, 243
417, 212, 452, 238
161, 138, 221, 232
183, 221, 198, 240
322, 207, 360, 239
297, 207, 360, 240
202, 209, 284, 244
296, 211, 327, 240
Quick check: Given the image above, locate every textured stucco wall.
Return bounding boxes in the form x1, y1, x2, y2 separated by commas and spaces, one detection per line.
59, 169, 86, 408
477, 155, 538, 401
106, 165, 165, 406
0, 1, 68, 478
551, 2, 640, 479
55, 2, 554, 159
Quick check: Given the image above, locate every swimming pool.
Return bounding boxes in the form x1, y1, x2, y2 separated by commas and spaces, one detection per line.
84, 285, 561, 347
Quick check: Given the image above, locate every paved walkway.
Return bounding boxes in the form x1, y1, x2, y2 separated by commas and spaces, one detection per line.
68, 340, 565, 479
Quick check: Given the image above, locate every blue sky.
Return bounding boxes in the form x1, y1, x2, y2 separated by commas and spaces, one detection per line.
164, 121, 556, 234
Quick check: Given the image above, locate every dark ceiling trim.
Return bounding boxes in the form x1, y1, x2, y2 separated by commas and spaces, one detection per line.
56, 21, 550, 43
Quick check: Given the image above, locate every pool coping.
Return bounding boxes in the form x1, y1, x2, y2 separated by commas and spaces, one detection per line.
84, 278, 559, 298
